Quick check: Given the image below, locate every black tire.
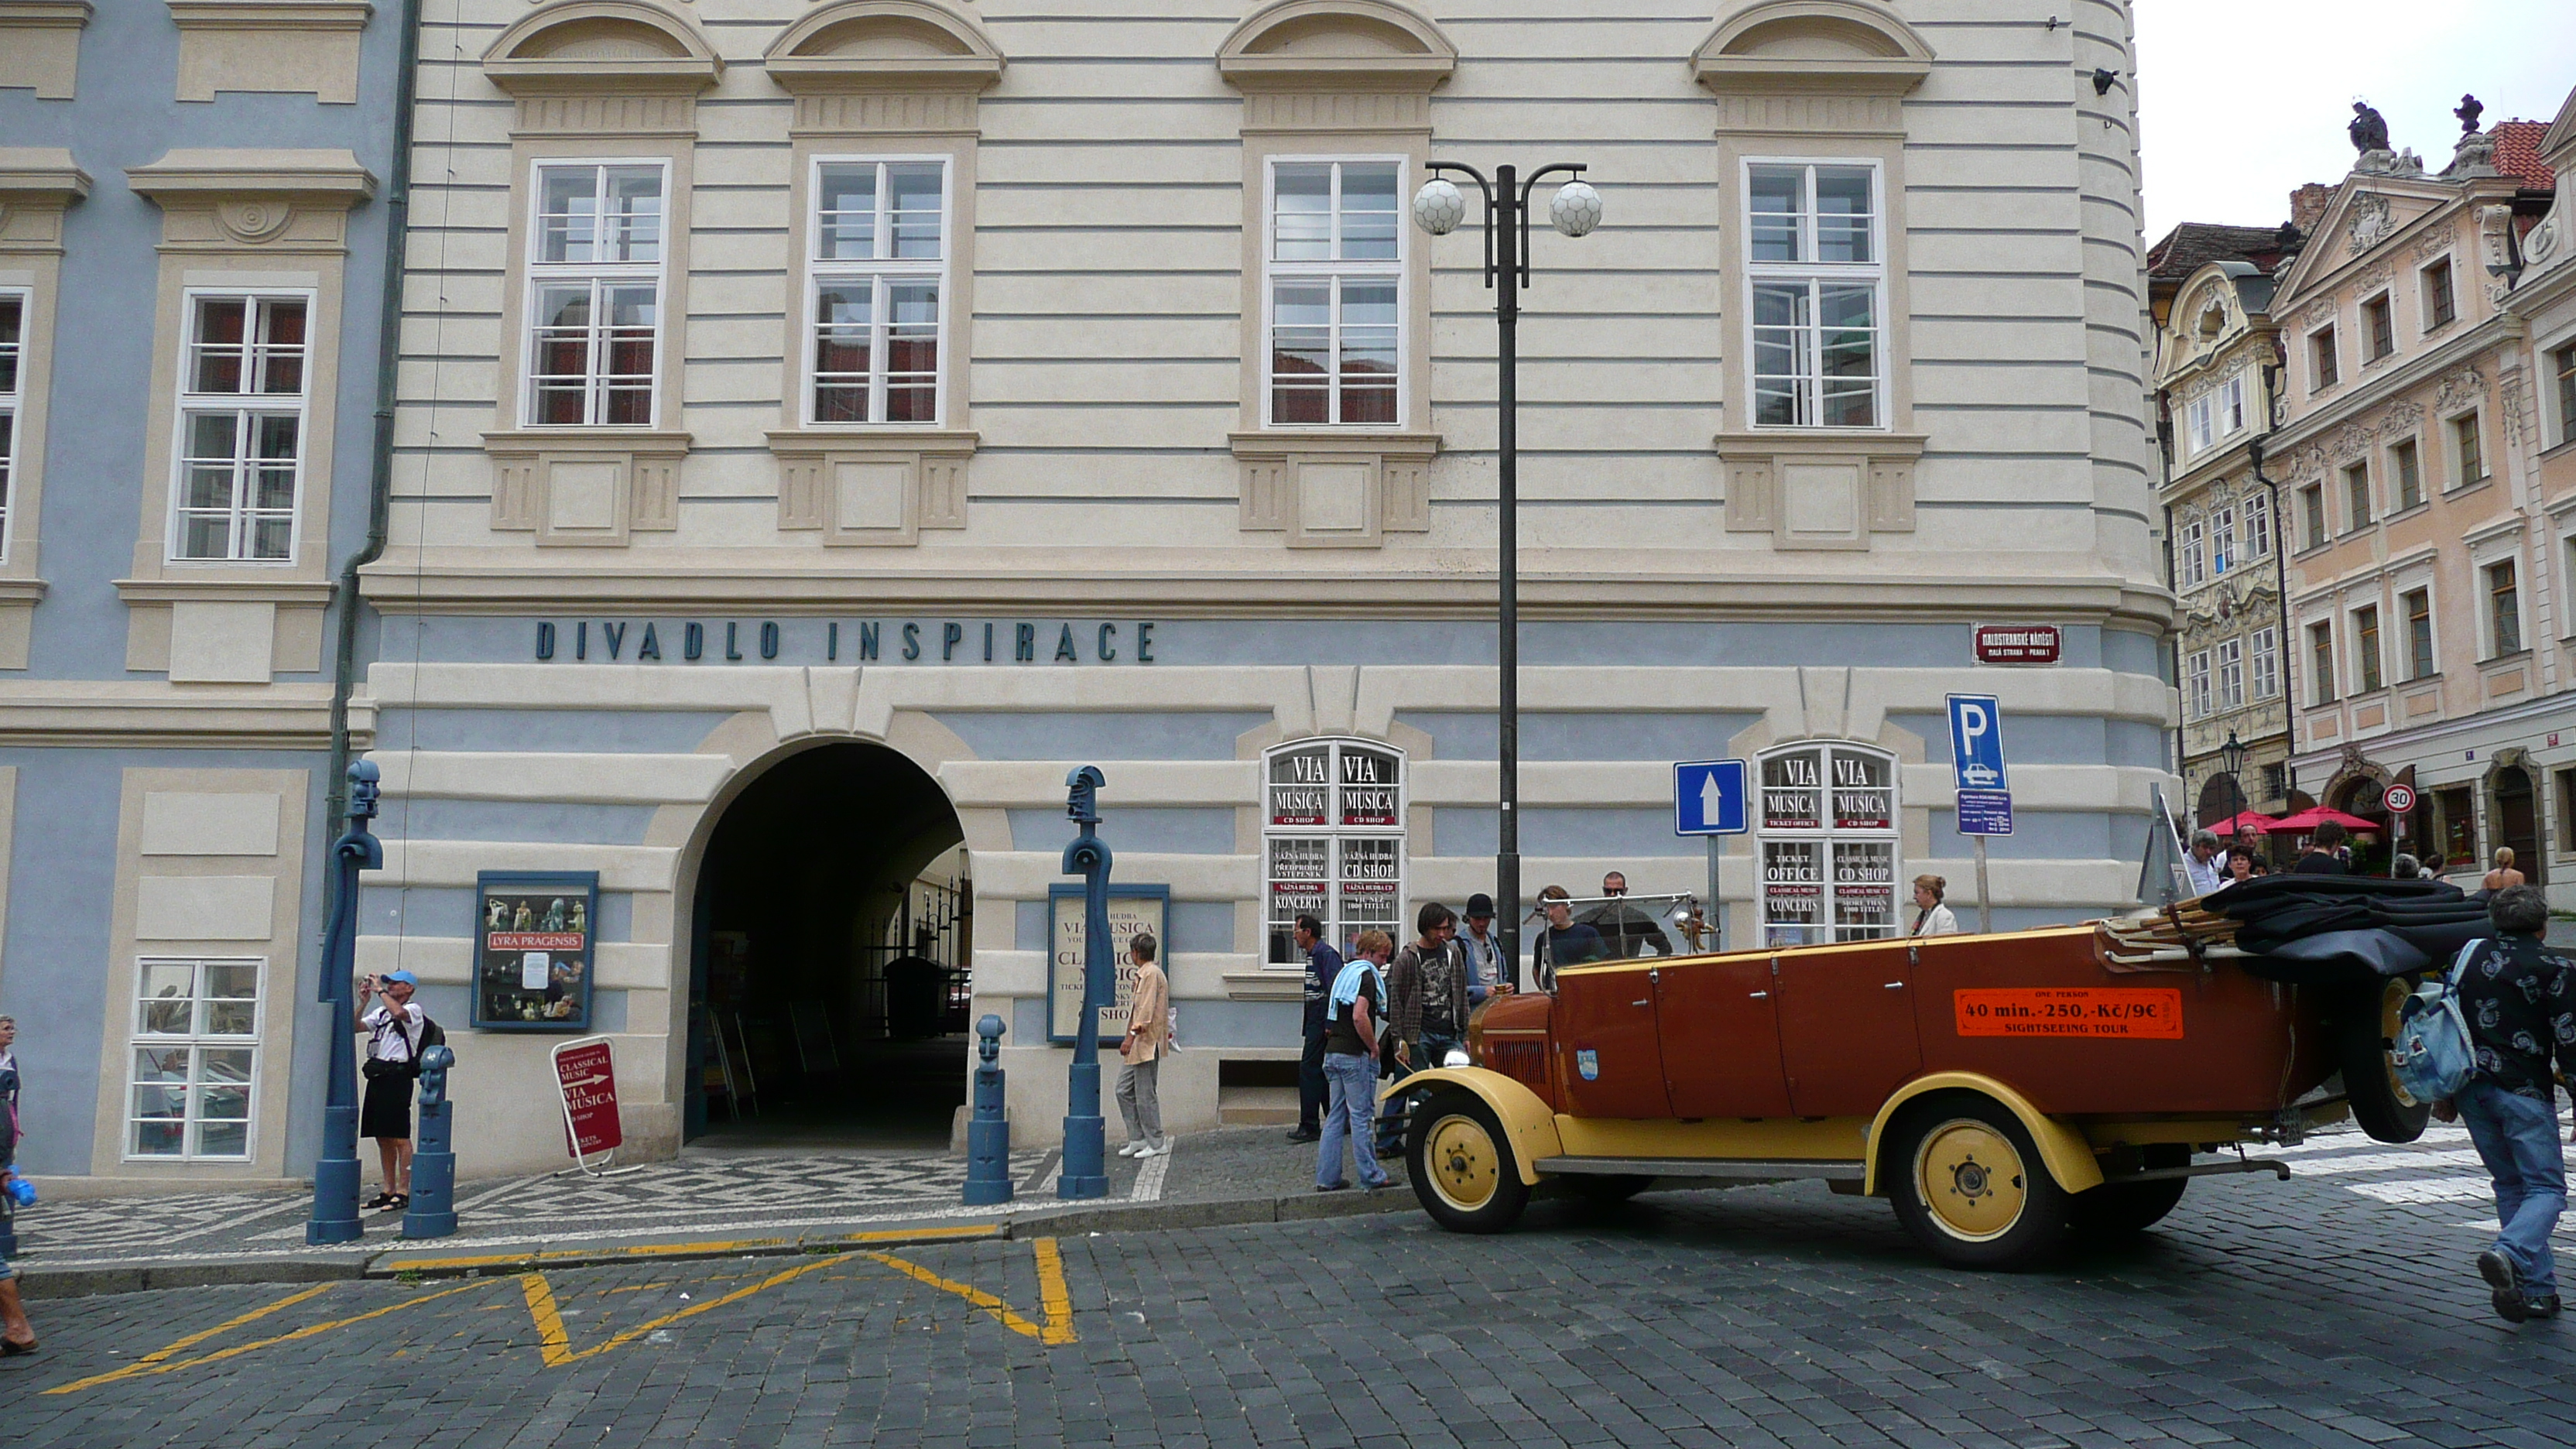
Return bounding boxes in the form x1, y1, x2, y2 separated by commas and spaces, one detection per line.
1562, 1173, 1653, 1208
2337, 978, 2430, 1144
1885, 1093, 2073, 1271
1406, 1088, 1532, 1234
2071, 1145, 2189, 1236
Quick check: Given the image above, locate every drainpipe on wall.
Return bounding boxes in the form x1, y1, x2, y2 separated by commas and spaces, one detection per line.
326, 0, 424, 824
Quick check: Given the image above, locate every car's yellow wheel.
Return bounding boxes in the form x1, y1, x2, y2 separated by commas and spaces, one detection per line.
2339, 977, 2430, 1143
1406, 1088, 1530, 1233
1886, 1093, 2071, 1270
1912, 1118, 2027, 1242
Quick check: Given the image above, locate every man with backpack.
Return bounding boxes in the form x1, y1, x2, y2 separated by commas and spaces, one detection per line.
357, 969, 431, 1214
2437, 885, 2576, 1323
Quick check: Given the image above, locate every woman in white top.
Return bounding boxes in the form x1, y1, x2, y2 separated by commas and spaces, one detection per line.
1910, 875, 1962, 937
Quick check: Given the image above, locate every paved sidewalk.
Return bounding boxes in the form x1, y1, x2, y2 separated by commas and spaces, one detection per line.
9, 1125, 1413, 1298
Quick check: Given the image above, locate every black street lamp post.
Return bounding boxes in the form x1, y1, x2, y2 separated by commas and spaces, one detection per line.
2221, 729, 2246, 829
1412, 160, 1600, 986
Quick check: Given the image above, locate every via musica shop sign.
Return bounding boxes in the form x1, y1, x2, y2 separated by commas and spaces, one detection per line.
533, 618, 1159, 666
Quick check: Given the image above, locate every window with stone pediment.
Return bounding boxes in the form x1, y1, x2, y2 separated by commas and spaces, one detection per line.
808, 156, 948, 426
2185, 393, 2215, 456
2211, 505, 2235, 576
2185, 649, 2211, 720
2250, 626, 2279, 701
2216, 637, 2245, 711
2177, 517, 2206, 587
1266, 158, 1404, 429
1747, 159, 1884, 430
173, 292, 310, 562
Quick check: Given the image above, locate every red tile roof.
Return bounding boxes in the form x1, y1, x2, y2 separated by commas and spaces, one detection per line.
2492, 119, 2554, 190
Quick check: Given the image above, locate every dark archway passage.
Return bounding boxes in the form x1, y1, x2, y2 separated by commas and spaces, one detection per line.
685, 742, 971, 1149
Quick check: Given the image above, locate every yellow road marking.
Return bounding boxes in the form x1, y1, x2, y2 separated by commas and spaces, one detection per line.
44, 1279, 495, 1396
384, 1222, 1002, 1274
860, 1236, 1076, 1346
522, 1253, 855, 1367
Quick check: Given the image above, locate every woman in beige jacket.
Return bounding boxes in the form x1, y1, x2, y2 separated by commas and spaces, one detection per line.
1116, 933, 1171, 1157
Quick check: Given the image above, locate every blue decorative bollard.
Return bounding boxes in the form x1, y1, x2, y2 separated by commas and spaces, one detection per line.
400, 1044, 458, 1239
961, 1015, 1012, 1205
1059, 766, 1113, 1199
308, 759, 384, 1245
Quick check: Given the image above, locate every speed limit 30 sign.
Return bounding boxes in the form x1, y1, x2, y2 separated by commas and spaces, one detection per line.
2383, 783, 2417, 814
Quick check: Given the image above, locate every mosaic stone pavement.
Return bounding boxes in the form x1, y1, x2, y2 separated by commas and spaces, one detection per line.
11, 1148, 1066, 1266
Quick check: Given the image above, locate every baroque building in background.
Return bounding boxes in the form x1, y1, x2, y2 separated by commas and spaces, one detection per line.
2148, 219, 2301, 844
2270, 101, 2565, 896
0, 1, 403, 1186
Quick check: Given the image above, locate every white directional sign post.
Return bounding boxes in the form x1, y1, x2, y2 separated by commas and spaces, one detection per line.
1945, 695, 2008, 933
1673, 760, 1749, 952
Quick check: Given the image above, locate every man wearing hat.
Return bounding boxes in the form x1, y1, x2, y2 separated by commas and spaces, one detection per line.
1458, 892, 1511, 1003
357, 970, 426, 1212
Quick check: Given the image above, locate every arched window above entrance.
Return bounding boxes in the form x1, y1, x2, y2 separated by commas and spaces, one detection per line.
1756, 740, 1899, 945
1262, 738, 1406, 965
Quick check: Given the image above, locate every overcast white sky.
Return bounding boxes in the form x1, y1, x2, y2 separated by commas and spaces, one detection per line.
2135, 1, 2574, 242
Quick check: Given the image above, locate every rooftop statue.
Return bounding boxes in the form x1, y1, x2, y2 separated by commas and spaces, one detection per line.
2454, 94, 2483, 134
2348, 101, 2390, 154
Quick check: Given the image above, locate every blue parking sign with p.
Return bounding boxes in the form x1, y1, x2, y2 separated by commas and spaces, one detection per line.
1673, 759, 1748, 836
1946, 694, 2007, 792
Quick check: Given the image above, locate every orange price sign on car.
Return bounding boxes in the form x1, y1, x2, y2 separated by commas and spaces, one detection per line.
1952, 987, 2184, 1040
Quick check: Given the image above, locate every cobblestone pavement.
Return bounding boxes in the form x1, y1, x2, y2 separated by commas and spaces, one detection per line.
8, 1116, 2576, 1449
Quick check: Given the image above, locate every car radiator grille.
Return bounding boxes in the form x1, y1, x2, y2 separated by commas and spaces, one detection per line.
1484, 1040, 1549, 1094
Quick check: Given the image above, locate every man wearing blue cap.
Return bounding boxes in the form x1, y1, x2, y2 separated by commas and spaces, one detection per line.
358, 970, 426, 1212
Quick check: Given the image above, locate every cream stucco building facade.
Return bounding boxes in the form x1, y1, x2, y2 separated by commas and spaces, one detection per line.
355, 0, 2174, 1176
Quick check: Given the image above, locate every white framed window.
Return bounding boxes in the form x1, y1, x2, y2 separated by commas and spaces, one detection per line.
171, 290, 310, 562
1757, 742, 1897, 945
126, 956, 262, 1161
2215, 636, 2245, 711
2250, 625, 2280, 701
2243, 490, 2272, 560
807, 156, 947, 426
524, 160, 666, 427
2487, 559, 2523, 656
1262, 738, 1405, 964
2352, 605, 2382, 692
1746, 159, 1882, 429
2184, 394, 2215, 455
1265, 158, 1402, 428
2177, 517, 2207, 587
2185, 649, 2211, 719
2211, 505, 2236, 576
0, 289, 19, 557
2218, 374, 2246, 436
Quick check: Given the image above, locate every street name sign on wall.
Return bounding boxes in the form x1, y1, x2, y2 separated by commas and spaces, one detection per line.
1974, 625, 2061, 665
551, 1038, 623, 1159
1673, 759, 1749, 836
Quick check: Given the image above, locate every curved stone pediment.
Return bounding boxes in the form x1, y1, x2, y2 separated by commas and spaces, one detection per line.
483, 0, 723, 94
765, 0, 1006, 93
1218, 0, 1456, 93
1693, 0, 1933, 96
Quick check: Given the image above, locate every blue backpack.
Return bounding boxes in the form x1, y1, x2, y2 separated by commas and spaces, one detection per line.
2391, 942, 2481, 1103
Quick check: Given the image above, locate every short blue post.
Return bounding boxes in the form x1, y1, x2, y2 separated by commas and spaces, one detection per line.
400, 1045, 458, 1238
1059, 766, 1112, 1199
961, 1014, 1012, 1205
307, 759, 383, 1245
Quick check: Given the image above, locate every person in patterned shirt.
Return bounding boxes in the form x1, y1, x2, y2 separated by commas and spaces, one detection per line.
2437, 885, 2576, 1323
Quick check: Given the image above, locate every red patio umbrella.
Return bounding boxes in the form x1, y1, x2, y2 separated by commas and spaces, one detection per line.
2208, 810, 2277, 837
2262, 806, 2378, 834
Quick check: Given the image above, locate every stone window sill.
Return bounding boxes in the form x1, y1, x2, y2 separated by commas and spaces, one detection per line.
485, 430, 691, 547
767, 429, 976, 546
1717, 431, 1926, 551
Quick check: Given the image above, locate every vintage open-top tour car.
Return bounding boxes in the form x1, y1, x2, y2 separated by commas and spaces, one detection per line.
1393, 877, 2480, 1269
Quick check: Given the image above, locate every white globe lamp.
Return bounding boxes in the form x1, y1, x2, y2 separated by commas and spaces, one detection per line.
1412, 176, 1466, 236
1549, 180, 1603, 238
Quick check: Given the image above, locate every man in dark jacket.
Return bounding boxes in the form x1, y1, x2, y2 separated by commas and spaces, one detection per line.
2444, 885, 2576, 1323
1379, 903, 1464, 1155
2293, 820, 2348, 874
1286, 915, 1340, 1144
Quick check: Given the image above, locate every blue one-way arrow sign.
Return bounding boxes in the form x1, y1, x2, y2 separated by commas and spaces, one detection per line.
1674, 759, 1749, 836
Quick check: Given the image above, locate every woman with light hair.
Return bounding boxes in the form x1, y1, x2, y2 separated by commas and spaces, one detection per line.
2485, 847, 2526, 893
1909, 876, 1961, 937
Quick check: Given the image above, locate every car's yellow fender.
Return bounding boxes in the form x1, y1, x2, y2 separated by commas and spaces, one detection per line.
1381, 1066, 1561, 1186
1863, 1071, 2105, 1197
